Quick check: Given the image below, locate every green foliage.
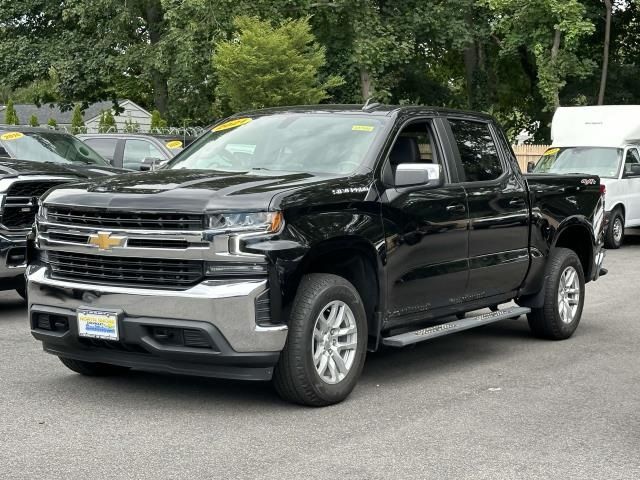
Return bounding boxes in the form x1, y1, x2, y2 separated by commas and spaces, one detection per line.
47, 118, 57, 128
98, 109, 116, 133
123, 119, 140, 133
4, 99, 19, 125
0, 0, 639, 141
29, 114, 39, 127
150, 109, 167, 130
71, 104, 85, 134
485, 0, 595, 111
214, 16, 343, 115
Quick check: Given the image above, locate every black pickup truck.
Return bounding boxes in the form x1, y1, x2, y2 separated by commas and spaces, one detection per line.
0, 127, 123, 298
27, 106, 606, 406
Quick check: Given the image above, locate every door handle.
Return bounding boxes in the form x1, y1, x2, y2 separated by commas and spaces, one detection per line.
508, 199, 525, 207
446, 204, 466, 213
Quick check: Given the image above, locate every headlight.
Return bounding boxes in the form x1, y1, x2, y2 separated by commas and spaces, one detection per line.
206, 211, 283, 233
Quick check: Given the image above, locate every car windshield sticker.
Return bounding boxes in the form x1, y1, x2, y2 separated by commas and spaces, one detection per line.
543, 148, 560, 156
166, 140, 183, 149
212, 118, 252, 132
352, 125, 375, 132
0, 132, 24, 141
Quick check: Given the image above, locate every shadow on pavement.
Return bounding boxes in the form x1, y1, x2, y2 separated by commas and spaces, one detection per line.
38, 317, 545, 409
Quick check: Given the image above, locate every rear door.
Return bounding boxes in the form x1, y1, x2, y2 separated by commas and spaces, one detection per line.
445, 117, 529, 298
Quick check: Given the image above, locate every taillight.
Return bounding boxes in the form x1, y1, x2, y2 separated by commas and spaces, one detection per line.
599, 184, 606, 196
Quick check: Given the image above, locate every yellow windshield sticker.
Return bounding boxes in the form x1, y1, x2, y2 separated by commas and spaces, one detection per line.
165, 140, 183, 149
0, 132, 24, 141
543, 148, 560, 156
212, 118, 252, 132
352, 125, 375, 132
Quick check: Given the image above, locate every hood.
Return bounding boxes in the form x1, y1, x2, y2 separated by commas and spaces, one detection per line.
42, 168, 356, 212
0, 158, 123, 179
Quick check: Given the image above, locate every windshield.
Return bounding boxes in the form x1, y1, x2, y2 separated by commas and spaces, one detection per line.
167, 114, 389, 174
533, 147, 622, 178
0, 131, 109, 166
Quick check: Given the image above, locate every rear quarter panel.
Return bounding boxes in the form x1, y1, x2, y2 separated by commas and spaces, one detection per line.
521, 174, 604, 294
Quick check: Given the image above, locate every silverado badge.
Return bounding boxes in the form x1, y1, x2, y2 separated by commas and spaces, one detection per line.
88, 232, 126, 250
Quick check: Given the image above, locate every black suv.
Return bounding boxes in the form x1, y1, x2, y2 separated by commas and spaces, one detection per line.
0, 127, 123, 298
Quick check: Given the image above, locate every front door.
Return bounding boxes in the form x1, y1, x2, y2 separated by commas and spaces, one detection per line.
621, 147, 640, 225
381, 119, 469, 326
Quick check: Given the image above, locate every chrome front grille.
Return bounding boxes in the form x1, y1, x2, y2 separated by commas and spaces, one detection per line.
48, 251, 204, 289
2, 180, 68, 230
47, 206, 204, 231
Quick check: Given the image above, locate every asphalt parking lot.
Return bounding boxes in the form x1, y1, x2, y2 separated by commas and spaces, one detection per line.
1, 238, 639, 480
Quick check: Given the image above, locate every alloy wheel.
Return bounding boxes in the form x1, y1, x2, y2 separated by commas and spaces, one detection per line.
312, 300, 358, 384
557, 266, 580, 324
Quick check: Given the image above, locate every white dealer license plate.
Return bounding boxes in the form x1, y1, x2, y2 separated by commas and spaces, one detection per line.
77, 309, 120, 341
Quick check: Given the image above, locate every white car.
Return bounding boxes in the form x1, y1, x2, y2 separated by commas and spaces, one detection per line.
532, 106, 640, 248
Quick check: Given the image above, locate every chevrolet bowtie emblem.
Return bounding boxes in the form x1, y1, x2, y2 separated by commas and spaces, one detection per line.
88, 232, 127, 250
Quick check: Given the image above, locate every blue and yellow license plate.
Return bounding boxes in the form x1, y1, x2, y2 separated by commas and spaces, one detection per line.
77, 309, 120, 341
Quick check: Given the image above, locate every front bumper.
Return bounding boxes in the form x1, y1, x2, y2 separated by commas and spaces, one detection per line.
0, 230, 28, 290
27, 265, 288, 381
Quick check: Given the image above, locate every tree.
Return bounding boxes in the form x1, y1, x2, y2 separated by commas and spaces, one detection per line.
486, 0, 595, 111
598, 0, 612, 104
98, 110, 117, 132
4, 99, 19, 125
215, 16, 343, 114
71, 104, 85, 134
29, 114, 39, 127
123, 119, 139, 133
150, 109, 167, 130
47, 118, 57, 128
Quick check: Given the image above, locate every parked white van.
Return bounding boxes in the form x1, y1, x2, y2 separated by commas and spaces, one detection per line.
532, 105, 640, 248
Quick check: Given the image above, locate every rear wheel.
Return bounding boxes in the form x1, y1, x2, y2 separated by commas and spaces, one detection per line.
273, 273, 367, 406
527, 248, 585, 340
59, 357, 130, 376
604, 209, 624, 249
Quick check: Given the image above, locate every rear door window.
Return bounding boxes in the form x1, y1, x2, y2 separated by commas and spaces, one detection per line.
84, 138, 119, 162
448, 119, 504, 182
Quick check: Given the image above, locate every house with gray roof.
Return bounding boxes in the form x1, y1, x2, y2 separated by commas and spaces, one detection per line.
0, 99, 153, 133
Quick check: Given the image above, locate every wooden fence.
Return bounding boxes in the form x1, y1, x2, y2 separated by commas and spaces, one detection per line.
511, 144, 550, 172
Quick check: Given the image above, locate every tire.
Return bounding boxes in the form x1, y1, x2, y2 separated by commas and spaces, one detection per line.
273, 273, 367, 407
527, 248, 585, 340
15, 280, 27, 301
604, 208, 624, 249
58, 357, 130, 376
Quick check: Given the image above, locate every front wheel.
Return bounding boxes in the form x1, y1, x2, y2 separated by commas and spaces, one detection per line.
527, 248, 585, 340
273, 273, 367, 406
604, 209, 624, 249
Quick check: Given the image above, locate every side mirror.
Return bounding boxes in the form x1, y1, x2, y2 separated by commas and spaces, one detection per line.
394, 163, 443, 188
527, 161, 536, 173
139, 157, 163, 172
624, 163, 640, 177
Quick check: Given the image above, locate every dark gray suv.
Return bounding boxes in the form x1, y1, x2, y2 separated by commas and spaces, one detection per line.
77, 133, 194, 171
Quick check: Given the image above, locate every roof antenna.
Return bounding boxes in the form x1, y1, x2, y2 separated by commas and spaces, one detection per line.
362, 97, 381, 111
